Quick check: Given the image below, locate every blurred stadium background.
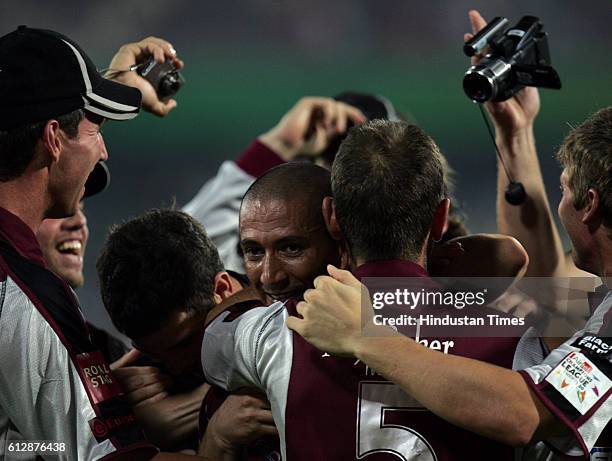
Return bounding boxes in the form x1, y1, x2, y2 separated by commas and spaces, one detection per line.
1, 0, 610, 337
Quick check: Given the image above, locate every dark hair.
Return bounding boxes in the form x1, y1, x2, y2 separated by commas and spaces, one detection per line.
241, 161, 331, 221
97, 209, 224, 339
332, 120, 447, 261
557, 107, 612, 226
0, 109, 84, 181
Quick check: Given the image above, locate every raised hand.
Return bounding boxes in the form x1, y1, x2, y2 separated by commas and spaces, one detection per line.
258, 97, 366, 161
465, 10, 540, 134
106, 36, 184, 117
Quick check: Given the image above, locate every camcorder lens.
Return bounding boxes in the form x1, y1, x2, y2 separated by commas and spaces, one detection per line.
463, 72, 494, 102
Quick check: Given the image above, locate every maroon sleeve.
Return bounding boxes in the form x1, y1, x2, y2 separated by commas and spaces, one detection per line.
235, 140, 285, 178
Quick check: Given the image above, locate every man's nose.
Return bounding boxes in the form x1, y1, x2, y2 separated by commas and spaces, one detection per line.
260, 255, 288, 287
62, 208, 87, 231
99, 133, 108, 161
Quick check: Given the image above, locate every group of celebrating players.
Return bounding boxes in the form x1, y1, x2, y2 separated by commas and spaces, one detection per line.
0, 8, 610, 461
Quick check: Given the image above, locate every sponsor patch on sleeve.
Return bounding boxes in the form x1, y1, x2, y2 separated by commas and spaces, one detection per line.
75, 351, 123, 404
572, 335, 612, 357
545, 351, 612, 415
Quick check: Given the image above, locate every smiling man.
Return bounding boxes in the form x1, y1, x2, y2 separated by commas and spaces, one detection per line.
239, 162, 342, 304
37, 202, 89, 288
0, 27, 205, 461
36, 161, 108, 289
36, 160, 110, 289
36, 162, 133, 364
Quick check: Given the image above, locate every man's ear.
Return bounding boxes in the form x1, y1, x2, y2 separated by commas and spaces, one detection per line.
581, 188, 601, 226
322, 196, 343, 241
42, 120, 63, 163
322, 196, 352, 269
431, 198, 451, 242
212, 271, 236, 303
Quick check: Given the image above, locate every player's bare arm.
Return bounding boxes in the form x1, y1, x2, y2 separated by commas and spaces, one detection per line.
258, 96, 366, 161
199, 391, 278, 460
429, 233, 528, 280
464, 10, 567, 278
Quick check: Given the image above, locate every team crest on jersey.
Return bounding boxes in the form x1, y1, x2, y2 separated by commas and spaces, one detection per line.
572, 335, 612, 357
545, 351, 612, 415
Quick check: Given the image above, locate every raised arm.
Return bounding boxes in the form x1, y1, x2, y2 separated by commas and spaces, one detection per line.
429, 233, 528, 279
466, 11, 566, 278
183, 97, 364, 271
106, 36, 184, 117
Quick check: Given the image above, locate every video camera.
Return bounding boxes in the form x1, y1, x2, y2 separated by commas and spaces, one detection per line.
463, 16, 561, 102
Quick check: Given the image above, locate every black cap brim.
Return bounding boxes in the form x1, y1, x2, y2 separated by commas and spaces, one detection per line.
83, 76, 141, 120
84, 161, 110, 198
334, 92, 399, 121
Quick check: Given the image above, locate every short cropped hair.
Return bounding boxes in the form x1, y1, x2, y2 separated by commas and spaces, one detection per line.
241, 161, 331, 221
97, 209, 224, 339
332, 120, 447, 261
0, 109, 84, 181
557, 107, 612, 226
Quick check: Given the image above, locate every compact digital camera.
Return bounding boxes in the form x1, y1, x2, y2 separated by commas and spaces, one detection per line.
137, 57, 185, 101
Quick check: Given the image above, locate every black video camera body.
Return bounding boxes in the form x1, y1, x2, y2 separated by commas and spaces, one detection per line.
137, 57, 185, 102
463, 16, 561, 102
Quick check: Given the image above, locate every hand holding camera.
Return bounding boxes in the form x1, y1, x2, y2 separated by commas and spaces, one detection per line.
463, 10, 561, 206
463, 14, 561, 104
106, 36, 185, 117
464, 10, 542, 135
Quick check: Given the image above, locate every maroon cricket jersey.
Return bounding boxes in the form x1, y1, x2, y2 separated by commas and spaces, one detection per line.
202, 260, 524, 460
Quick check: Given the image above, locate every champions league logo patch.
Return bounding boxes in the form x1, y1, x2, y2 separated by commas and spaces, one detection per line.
572, 335, 612, 357
545, 351, 612, 415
